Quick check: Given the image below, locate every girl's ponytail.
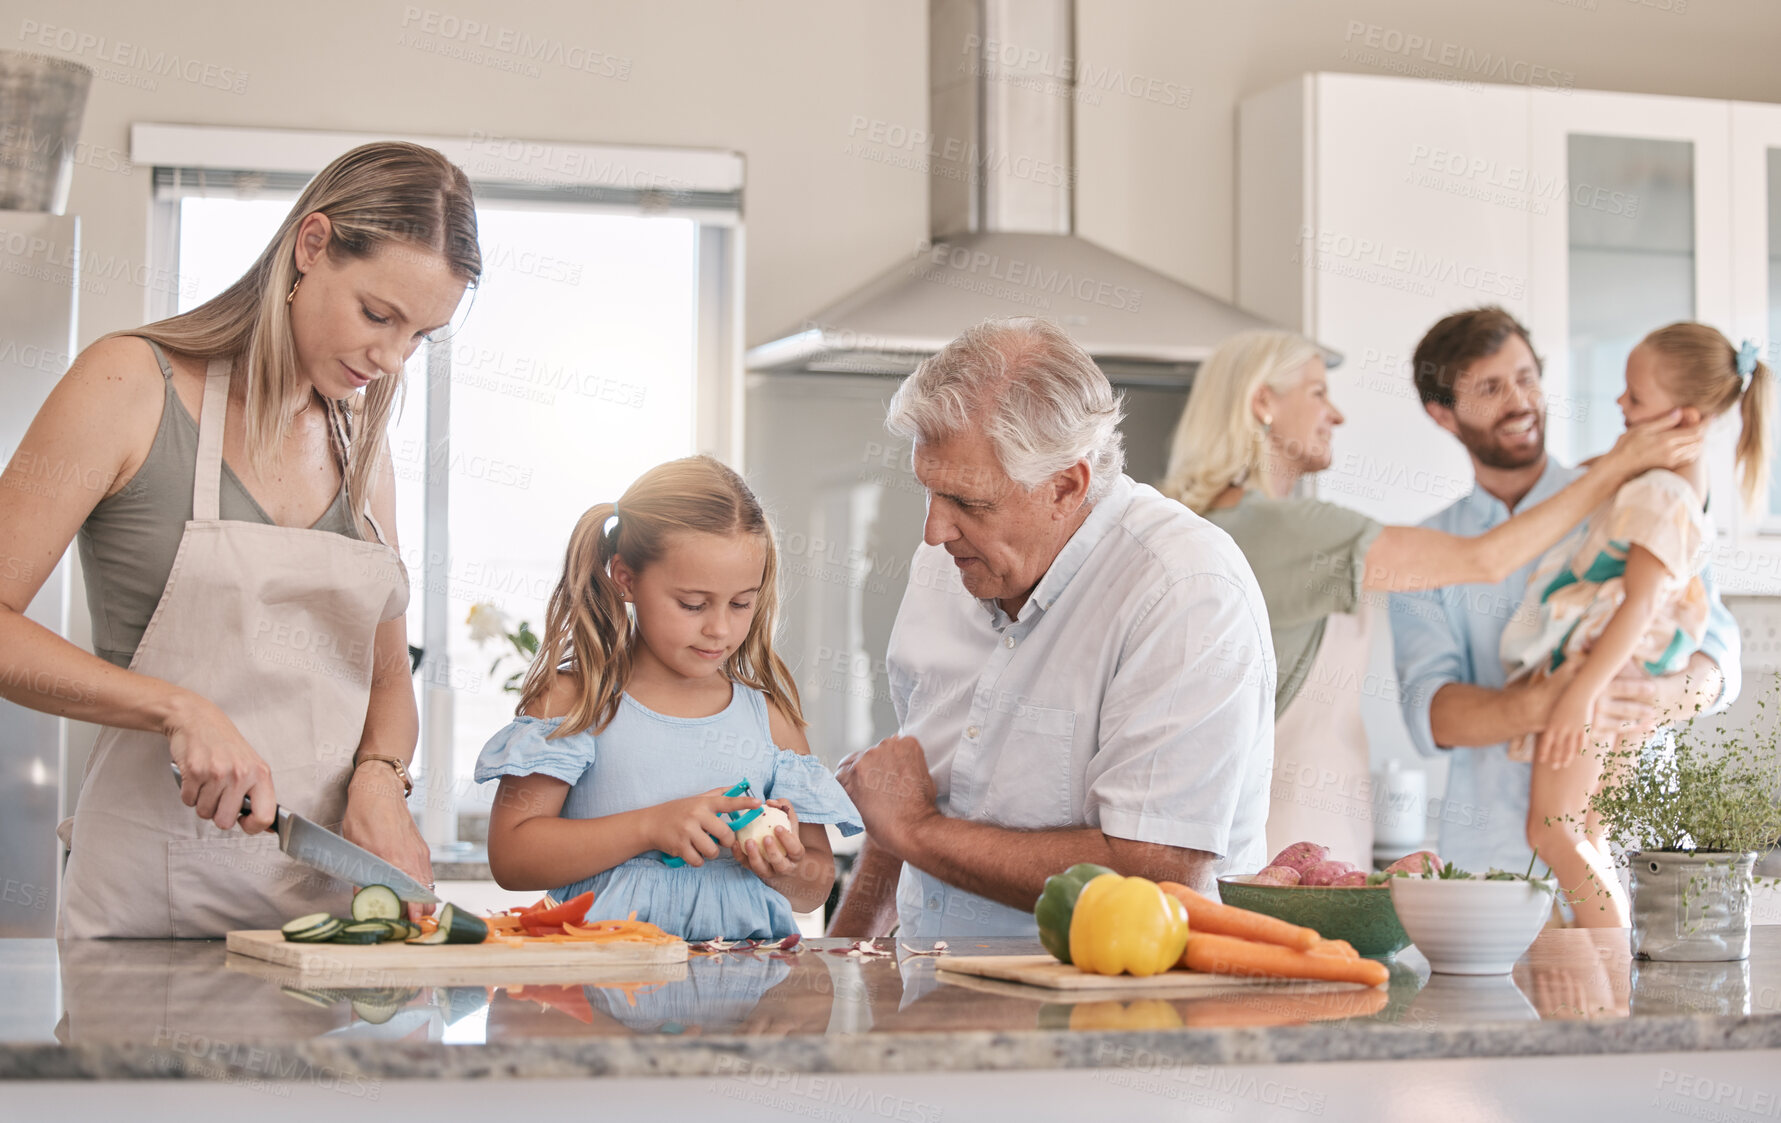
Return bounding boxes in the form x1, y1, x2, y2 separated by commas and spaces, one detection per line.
514, 454, 804, 737
516, 501, 636, 737
1736, 355, 1773, 515
1640, 323, 1775, 517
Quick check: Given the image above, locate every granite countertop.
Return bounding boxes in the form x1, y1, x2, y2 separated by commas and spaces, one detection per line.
4, 929, 1780, 1082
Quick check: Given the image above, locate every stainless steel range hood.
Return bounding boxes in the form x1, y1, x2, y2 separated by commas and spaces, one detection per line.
746, 0, 1336, 383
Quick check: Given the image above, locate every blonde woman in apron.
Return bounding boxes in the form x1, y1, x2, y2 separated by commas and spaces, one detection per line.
1161, 330, 1700, 869
0, 142, 480, 937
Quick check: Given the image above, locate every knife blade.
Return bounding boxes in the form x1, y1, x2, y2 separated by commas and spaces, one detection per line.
169, 764, 438, 904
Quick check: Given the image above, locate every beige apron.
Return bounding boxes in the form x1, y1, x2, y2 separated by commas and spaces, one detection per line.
1265, 606, 1374, 870
58, 358, 408, 938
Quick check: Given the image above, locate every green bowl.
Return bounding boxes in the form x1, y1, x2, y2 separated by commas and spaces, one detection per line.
1216, 875, 1411, 959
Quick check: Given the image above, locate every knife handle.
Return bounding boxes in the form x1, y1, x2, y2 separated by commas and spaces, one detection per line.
168, 762, 269, 820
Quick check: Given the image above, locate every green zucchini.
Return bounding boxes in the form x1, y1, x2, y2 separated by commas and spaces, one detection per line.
289, 918, 346, 943
439, 903, 489, 945
330, 921, 395, 945
351, 884, 403, 921
350, 997, 403, 1025
282, 912, 335, 938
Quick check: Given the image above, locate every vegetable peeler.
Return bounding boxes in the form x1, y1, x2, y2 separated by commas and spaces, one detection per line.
655, 778, 765, 866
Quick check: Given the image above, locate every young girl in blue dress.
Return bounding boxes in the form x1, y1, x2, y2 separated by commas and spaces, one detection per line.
477, 456, 861, 940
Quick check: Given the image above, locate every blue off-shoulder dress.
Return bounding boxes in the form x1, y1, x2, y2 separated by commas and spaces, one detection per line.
474, 683, 862, 940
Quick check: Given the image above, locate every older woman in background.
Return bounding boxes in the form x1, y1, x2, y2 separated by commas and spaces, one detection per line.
1160, 330, 1695, 867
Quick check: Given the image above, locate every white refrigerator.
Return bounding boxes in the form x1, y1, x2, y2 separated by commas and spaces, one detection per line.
0, 209, 78, 936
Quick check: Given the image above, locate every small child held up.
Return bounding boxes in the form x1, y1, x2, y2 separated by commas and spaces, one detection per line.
1500, 323, 1772, 926
477, 456, 861, 940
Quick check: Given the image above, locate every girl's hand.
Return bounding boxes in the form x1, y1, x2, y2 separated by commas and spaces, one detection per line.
647, 787, 761, 867
167, 693, 278, 833
1606, 409, 1701, 477
737, 800, 807, 881
341, 763, 435, 920
1534, 683, 1596, 768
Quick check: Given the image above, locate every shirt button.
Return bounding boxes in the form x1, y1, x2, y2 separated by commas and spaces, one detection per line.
926, 896, 941, 911
965, 725, 980, 739
1004, 635, 1016, 649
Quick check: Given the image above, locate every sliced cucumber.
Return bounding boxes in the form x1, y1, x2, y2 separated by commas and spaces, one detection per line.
439, 903, 489, 945
282, 912, 335, 937
351, 884, 403, 921
406, 926, 450, 945
289, 919, 346, 943
351, 996, 403, 1025
331, 921, 395, 945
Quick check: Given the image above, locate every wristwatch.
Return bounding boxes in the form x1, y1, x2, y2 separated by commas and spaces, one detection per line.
354, 754, 413, 798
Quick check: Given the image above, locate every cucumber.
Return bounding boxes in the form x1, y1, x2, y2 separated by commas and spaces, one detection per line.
351, 996, 403, 1025
330, 921, 395, 945
406, 925, 450, 945
289, 919, 346, 943
438, 903, 489, 945
282, 912, 335, 938
351, 885, 403, 921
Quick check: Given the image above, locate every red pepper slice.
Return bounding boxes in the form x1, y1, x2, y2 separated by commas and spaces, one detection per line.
519, 890, 595, 931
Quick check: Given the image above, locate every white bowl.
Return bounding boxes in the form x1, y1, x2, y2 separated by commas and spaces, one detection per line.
1388, 877, 1555, 975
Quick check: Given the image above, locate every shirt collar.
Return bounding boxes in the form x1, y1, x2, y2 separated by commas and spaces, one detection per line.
1457, 456, 1571, 523
982, 474, 1136, 629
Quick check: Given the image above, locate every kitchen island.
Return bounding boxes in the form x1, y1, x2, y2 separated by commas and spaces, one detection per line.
4, 929, 1780, 1120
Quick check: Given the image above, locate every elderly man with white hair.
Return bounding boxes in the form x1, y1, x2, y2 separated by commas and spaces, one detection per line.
830, 317, 1277, 940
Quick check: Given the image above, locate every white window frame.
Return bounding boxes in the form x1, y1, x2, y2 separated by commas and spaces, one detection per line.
136, 122, 746, 846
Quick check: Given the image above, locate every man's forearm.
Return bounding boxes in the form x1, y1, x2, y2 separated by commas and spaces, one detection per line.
827, 838, 902, 938
898, 814, 1214, 911
1428, 680, 1549, 748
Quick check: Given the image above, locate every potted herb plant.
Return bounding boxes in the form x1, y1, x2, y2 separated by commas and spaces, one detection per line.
1585, 712, 1781, 962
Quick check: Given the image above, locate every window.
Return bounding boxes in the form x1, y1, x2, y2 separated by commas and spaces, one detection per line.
149, 126, 743, 846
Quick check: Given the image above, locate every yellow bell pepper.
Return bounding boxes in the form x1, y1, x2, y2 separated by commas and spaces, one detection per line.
1068, 874, 1191, 977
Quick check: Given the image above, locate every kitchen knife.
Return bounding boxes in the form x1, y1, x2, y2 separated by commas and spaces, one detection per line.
169, 763, 438, 904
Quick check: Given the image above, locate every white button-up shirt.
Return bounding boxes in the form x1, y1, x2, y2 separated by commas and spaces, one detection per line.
885, 475, 1277, 938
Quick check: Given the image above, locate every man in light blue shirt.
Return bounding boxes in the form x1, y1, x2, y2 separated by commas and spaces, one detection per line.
1392, 307, 1740, 876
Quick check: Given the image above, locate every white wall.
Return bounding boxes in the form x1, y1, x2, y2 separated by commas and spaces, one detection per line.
23, 0, 928, 350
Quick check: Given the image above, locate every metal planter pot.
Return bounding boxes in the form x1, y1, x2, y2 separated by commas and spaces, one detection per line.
0, 49, 94, 213
1629, 850, 1756, 962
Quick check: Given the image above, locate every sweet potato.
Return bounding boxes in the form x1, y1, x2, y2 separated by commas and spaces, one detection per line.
1300, 860, 1359, 886
1326, 871, 1368, 887
1249, 866, 1302, 886
1384, 850, 1442, 876
1266, 842, 1329, 875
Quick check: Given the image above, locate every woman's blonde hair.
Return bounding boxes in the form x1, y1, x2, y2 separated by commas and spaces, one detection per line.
1160, 330, 1323, 513
120, 142, 481, 533
518, 455, 804, 738
1639, 322, 1774, 514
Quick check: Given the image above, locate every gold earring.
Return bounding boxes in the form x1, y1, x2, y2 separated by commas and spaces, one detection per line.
286, 273, 303, 305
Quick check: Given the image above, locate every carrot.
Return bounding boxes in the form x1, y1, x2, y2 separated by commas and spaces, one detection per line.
1181, 932, 1389, 987
1307, 939, 1357, 959
1158, 881, 1328, 954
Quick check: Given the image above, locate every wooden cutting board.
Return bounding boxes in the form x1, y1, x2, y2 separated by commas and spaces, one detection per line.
226, 929, 687, 985
936, 955, 1366, 996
